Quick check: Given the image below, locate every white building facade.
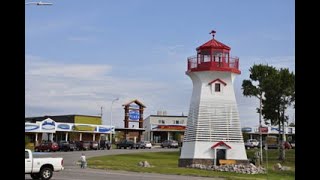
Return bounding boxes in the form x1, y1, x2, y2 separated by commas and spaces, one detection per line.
144, 114, 187, 143
179, 31, 248, 167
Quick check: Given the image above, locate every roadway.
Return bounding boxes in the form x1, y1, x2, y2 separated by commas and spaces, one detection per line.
25, 148, 224, 180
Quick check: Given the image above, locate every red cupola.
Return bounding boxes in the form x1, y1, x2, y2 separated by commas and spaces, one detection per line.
187, 30, 240, 74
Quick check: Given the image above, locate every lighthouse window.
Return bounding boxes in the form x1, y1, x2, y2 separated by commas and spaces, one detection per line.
215, 83, 221, 92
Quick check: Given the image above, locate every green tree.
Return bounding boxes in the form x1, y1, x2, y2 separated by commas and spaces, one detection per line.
114, 131, 124, 142
242, 64, 277, 164
262, 68, 295, 161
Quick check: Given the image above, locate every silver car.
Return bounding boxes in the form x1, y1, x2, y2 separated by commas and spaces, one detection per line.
161, 140, 179, 148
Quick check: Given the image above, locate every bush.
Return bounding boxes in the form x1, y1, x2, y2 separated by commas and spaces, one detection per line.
25, 136, 31, 147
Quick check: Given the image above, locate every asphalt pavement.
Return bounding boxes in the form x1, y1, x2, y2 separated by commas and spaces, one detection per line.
25, 148, 224, 180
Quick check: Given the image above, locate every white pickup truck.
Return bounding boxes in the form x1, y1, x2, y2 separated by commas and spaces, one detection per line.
25, 149, 64, 180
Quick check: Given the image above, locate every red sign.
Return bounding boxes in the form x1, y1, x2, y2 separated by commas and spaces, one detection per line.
157, 125, 186, 131
259, 127, 268, 133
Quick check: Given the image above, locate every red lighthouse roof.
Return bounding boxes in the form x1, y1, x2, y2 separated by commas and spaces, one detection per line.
196, 38, 231, 51
197, 30, 230, 50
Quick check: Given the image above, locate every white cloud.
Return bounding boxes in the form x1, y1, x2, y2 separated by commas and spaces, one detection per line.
26, 55, 112, 79
25, 55, 172, 126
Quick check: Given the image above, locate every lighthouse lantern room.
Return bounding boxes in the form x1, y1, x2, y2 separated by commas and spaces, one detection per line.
179, 30, 248, 167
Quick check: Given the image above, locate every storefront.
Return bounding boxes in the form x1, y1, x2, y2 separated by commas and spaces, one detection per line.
241, 125, 295, 142
144, 114, 187, 144
25, 115, 114, 145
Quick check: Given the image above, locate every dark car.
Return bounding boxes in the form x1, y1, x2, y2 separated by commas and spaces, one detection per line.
58, 140, 70, 151
99, 140, 111, 150
161, 140, 179, 148
75, 141, 90, 151
69, 141, 77, 151
116, 139, 136, 149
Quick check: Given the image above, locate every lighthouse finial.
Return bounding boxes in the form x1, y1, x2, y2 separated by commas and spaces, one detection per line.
210, 30, 216, 39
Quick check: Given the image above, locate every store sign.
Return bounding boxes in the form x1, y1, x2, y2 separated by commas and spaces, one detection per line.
270, 127, 283, 133
259, 127, 268, 133
98, 126, 113, 133
152, 125, 186, 131
72, 125, 96, 132
55, 123, 71, 131
129, 110, 140, 120
25, 124, 40, 132
57, 124, 70, 130
41, 118, 56, 132
241, 127, 252, 133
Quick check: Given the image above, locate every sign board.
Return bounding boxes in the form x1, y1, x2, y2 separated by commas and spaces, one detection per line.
25, 123, 40, 132
259, 127, 268, 133
41, 118, 56, 133
129, 110, 140, 120
242, 127, 252, 133
151, 124, 186, 131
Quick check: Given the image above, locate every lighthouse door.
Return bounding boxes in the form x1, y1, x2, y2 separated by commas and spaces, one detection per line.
216, 149, 226, 165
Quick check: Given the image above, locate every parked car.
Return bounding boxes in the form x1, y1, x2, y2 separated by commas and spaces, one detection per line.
161, 140, 179, 148
90, 141, 99, 150
137, 141, 152, 149
75, 141, 90, 151
25, 149, 64, 180
69, 141, 77, 151
116, 139, 137, 149
99, 140, 111, 150
35, 141, 60, 152
244, 139, 259, 149
58, 141, 70, 152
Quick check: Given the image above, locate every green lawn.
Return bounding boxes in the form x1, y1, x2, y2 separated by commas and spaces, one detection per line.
88, 149, 295, 180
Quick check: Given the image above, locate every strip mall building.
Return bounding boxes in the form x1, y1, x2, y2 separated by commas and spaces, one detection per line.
25, 115, 114, 145
25, 113, 295, 145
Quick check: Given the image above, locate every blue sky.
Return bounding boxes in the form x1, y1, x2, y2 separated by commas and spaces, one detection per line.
25, 0, 295, 128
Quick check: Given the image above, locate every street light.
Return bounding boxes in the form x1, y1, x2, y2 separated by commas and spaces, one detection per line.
110, 97, 119, 143
25, 1, 53, 5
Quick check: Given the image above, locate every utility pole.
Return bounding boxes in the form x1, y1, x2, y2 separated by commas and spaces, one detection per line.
100, 106, 103, 117
110, 97, 119, 144
259, 94, 263, 165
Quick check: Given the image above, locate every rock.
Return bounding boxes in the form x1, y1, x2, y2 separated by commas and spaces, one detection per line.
138, 161, 151, 167
273, 163, 282, 171
138, 161, 143, 167
143, 161, 151, 167
281, 166, 291, 171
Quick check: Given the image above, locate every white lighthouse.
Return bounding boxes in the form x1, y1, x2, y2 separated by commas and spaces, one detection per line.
179, 30, 248, 167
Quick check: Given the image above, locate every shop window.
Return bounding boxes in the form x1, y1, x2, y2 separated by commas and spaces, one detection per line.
173, 120, 180, 124
158, 120, 165, 124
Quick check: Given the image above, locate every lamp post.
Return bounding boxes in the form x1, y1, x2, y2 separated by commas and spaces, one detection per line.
110, 97, 119, 144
